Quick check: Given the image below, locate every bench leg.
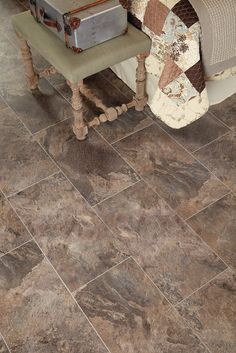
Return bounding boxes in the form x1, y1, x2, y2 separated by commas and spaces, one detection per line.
67, 80, 88, 141
135, 53, 148, 111
17, 35, 39, 90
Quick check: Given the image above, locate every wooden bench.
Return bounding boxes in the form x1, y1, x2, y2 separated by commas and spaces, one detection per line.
12, 11, 151, 140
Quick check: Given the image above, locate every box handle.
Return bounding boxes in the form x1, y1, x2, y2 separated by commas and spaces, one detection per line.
39, 7, 62, 32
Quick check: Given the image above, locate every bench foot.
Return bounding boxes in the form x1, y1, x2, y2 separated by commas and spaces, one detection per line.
67, 80, 89, 141
135, 53, 149, 111
16, 34, 39, 90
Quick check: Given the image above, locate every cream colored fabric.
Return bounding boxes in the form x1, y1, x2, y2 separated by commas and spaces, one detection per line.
189, 0, 236, 75
12, 11, 151, 83
112, 58, 236, 126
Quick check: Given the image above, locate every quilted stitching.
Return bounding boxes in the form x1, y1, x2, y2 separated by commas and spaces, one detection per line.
143, 0, 169, 36
172, 0, 198, 27
185, 60, 205, 93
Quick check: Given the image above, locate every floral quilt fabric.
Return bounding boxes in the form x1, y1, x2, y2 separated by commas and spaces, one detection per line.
122, 0, 210, 128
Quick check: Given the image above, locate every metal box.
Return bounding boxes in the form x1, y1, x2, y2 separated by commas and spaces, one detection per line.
29, 0, 127, 52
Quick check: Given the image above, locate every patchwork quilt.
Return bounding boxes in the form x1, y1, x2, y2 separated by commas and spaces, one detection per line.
121, 0, 236, 128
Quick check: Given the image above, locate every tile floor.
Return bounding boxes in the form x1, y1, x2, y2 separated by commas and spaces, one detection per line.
0, 1, 235, 353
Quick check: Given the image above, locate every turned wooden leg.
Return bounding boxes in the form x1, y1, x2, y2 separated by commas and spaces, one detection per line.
17, 33, 39, 90
135, 52, 149, 111
67, 80, 88, 141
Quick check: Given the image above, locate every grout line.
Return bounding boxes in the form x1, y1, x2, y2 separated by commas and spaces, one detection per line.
78, 257, 132, 291
110, 120, 155, 145
208, 110, 235, 132
174, 267, 229, 308
130, 256, 213, 353
151, 118, 232, 192
92, 179, 141, 207
95, 124, 232, 270
0, 239, 32, 259
0, 96, 33, 136
6, 171, 60, 198
32, 116, 72, 136
5, 194, 112, 353
185, 191, 231, 221
93, 127, 144, 181
193, 130, 232, 154
0, 332, 12, 353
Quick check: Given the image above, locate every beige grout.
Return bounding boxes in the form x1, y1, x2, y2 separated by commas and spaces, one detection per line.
92, 179, 141, 208
192, 130, 232, 154
6, 171, 60, 198
0, 332, 12, 353
208, 109, 235, 132
185, 191, 231, 221
78, 257, 132, 291
0, 239, 32, 259
174, 267, 229, 308
110, 120, 155, 145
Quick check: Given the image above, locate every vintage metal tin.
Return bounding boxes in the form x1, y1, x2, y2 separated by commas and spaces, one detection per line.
29, 0, 127, 52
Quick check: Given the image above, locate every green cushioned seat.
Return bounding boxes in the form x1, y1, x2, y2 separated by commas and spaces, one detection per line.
12, 11, 151, 83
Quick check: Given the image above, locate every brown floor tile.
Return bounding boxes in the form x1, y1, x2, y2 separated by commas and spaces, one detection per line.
0, 241, 108, 353
0, 336, 9, 353
187, 194, 236, 270
0, 37, 22, 75
156, 112, 229, 152
0, 96, 6, 110
75, 258, 208, 353
35, 119, 140, 205
194, 132, 236, 193
0, 108, 58, 196
0, 1, 25, 46
96, 109, 154, 144
100, 69, 133, 96
114, 124, 228, 219
0, 193, 30, 256
210, 94, 236, 129
0, 68, 73, 133
10, 172, 128, 291
176, 269, 236, 353
95, 181, 226, 303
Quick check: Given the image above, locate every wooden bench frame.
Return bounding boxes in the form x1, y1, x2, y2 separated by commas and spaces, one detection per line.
17, 33, 149, 141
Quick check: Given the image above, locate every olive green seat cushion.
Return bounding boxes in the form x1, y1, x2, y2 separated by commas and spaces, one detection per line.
12, 11, 151, 84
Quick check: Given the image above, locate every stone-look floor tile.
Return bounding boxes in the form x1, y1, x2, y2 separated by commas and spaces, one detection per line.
0, 96, 6, 110
187, 194, 236, 270
0, 241, 108, 353
0, 334, 10, 353
95, 181, 226, 303
156, 112, 229, 152
0, 37, 22, 75
0, 1, 25, 46
0, 108, 58, 196
194, 132, 236, 193
0, 67, 73, 133
114, 124, 228, 219
35, 119, 140, 205
75, 258, 208, 353
96, 109, 154, 144
0, 193, 30, 256
210, 94, 236, 129
10, 172, 128, 291
100, 69, 133, 96
0, 336, 9, 353
176, 269, 236, 353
